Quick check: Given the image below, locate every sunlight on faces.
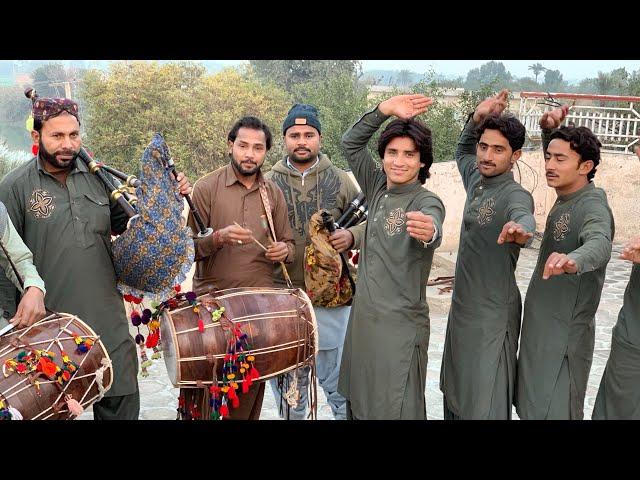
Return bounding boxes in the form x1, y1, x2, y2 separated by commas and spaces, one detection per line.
544, 138, 594, 193
31, 112, 81, 171
476, 129, 520, 177
229, 127, 268, 176
284, 125, 321, 164
382, 136, 424, 187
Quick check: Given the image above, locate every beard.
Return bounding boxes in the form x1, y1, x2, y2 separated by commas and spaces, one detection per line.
289, 148, 317, 164
39, 140, 77, 170
230, 155, 262, 177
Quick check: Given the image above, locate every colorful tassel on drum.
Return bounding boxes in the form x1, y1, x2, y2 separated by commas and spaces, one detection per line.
208, 385, 222, 420
136, 334, 152, 377
246, 355, 260, 381
219, 400, 229, 418
176, 395, 186, 420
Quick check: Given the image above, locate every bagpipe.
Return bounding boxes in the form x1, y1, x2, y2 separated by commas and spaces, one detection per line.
25, 88, 211, 301
334, 191, 368, 229
303, 192, 368, 308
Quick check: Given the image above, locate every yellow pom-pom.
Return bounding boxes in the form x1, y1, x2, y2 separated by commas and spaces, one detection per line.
221, 386, 229, 393
240, 368, 246, 373
247, 355, 255, 362
227, 373, 235, 380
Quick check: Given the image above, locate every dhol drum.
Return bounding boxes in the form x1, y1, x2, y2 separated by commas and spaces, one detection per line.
160, 287, 318, 387
0, 313, 113, 420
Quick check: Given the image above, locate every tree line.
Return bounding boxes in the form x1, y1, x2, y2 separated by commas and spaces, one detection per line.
0, 60, 638, 182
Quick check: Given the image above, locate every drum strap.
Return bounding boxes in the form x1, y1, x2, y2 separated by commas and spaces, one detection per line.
258, 182, 293, 288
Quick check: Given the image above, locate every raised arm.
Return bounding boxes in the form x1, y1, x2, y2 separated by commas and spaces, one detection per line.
540, 104, 570, 154
457, 89, 510, 189
341, 94, 432, 198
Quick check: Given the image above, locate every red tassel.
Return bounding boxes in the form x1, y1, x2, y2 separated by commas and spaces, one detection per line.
220, 404, 229, 417
31, 144, 39, 156
242, 380, 250, 394
145, 330, 159, 348
231, 395, 240, 409
227, 384, 237, 400
198, 318, 204, 333
248, 366, 260, 381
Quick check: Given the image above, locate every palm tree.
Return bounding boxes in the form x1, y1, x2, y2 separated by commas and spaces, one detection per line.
528, 63, 546, 84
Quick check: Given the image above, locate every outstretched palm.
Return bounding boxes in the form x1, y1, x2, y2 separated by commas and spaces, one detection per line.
379, 94, 433, 119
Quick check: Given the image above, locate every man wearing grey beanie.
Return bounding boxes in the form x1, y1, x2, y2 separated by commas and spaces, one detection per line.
265, 103, 366, 420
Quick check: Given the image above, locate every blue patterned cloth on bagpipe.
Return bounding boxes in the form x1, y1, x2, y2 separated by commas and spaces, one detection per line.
112, 133, 194, 301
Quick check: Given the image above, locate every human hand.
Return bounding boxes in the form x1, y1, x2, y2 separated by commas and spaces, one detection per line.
542, 252, 578, 279
497, 221, 534, 246
539, 105, 570, 130
329, 229, 354, 253
10, 286, 46, 329
406, 211, 435, 243
378, 94, 433, 119
473, 89, 509, 123
265, 241, 289, 262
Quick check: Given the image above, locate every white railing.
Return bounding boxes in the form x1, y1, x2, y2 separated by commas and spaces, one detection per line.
518, 92, 640, 154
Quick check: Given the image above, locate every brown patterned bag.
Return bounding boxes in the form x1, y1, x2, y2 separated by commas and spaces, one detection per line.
303, 210, 354, 307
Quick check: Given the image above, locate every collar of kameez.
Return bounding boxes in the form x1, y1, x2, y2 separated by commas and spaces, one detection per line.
557, 181, 594, 202
386, 179, 423, 195
480, 170, 514, 186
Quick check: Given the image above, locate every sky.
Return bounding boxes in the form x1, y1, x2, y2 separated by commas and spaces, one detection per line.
210, 59, 640, 82
4, 60, 639, 83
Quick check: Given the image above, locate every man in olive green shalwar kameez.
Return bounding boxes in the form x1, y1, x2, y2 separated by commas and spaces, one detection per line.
338, 94, 445, 420
516, 106, 614, 420
592, 207, 640, 417
440, 90, 536, 420
0, 96, 192, 419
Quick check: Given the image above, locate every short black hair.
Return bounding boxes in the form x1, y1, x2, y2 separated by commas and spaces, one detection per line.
475, 113, 526, 152
549, 126, 601, 181
227, 116, 272, 151
377, 118, 433, 184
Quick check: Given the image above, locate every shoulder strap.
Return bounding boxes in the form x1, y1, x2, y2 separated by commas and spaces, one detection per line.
258, 182, 278, 242
258, 181, 293, 288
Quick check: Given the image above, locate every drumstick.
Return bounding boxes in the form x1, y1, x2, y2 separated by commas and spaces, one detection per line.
233, 222, 268, 251
259, 215, 293, 288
